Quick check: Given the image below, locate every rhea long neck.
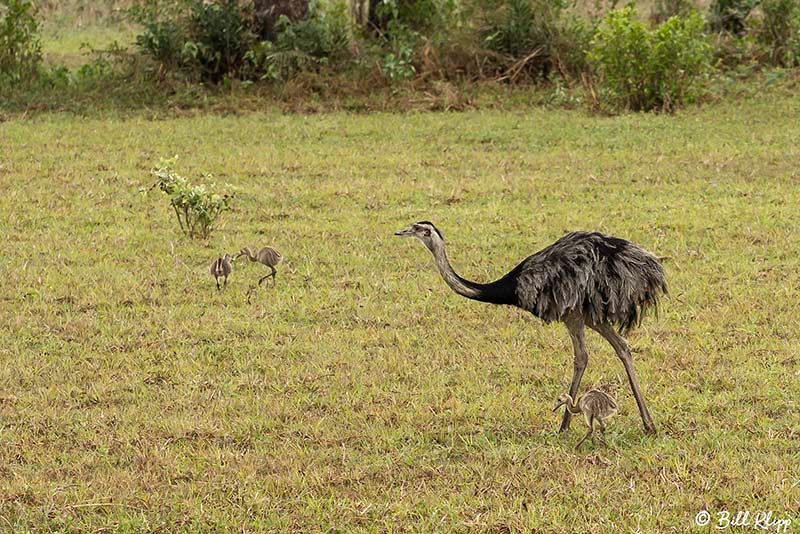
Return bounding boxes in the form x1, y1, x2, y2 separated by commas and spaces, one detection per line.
426, 237, 515, 305
563, 395, 581, 414
238, 248, 256, 261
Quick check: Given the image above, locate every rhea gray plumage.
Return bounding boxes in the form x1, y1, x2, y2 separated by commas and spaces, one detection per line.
210, 253, 232, 291
395, 221, 666, 434
553, 389, 618, 449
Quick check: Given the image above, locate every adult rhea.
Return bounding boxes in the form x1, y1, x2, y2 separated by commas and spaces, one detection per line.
395, 221, 666, 434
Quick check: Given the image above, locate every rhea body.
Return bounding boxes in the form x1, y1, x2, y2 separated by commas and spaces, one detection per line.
554, 389, 618, 449
235, 246, 283, 286
210, 254, 233, 290
395, 221, 667, 434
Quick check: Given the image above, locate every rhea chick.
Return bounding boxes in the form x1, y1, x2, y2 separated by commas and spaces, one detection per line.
210, 253, 233, 290
235, 246, 283, 286
553, 389, 618, 449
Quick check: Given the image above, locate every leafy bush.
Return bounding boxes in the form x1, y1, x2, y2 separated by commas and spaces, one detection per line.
185, 0, 253, 82
147, 158, 233, 239
588, 7, 713, 112
132, 0, 255, 82
0, 0, 42, 84
759, 0, 800, 65
708, 0, 758, 35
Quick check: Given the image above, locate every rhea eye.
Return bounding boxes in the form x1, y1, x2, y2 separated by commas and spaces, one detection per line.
421, 229, 430, 237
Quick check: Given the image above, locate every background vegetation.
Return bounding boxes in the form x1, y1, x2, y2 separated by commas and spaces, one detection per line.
1, 0, 799, 113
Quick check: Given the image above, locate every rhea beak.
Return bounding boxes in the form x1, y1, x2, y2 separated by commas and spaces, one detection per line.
553, 401, 566, 412
394, 227, 414, 237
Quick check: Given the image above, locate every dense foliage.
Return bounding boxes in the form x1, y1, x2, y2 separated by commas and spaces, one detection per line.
588, 7, 712, 111
132, 0, 255, 82
3, 0, 800, 113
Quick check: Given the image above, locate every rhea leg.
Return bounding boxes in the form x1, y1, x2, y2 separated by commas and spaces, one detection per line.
258, 266, 276, 287
575, 426, 593, 449
560, 316, 588, 432
215, 277, 221, 291
596, 419, 610, 447
593, 323, 657, 434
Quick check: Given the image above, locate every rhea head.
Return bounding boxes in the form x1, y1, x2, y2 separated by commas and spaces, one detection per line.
394, 221, 444, 251
553, 393, 574, 412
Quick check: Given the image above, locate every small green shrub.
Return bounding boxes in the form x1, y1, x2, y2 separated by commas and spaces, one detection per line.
147, 158, 233, 239
0, 0, 42, 84
588, 7, 713, 112
759, 0, 800, 66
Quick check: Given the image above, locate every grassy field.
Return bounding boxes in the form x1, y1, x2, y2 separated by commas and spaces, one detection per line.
1, 94, 799, 532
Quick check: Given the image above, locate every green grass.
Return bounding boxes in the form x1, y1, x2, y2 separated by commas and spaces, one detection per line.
1, 95, 799, 531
